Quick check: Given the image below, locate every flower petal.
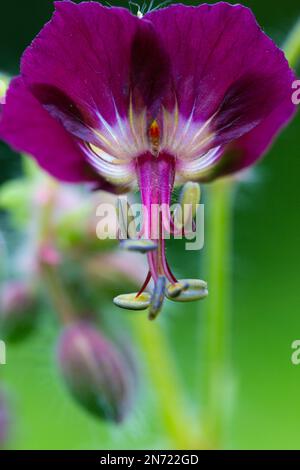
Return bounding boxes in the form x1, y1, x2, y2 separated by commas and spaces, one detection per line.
18, 1, 172, 182
0, 77, 105, 184
21, 2, 135, 124
21, 2, 169, 126
213, 98, 296, 178
147, 3, 296, 171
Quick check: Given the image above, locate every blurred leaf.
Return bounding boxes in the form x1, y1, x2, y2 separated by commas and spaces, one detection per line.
0, 179, 32, 225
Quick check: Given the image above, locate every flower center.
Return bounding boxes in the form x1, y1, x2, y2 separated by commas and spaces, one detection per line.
114, 150, 208, 319
148, 119, 160, 154
113, 146, 208, 318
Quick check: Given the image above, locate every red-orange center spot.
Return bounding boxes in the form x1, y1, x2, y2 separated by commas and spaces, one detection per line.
149, 120, 160, 152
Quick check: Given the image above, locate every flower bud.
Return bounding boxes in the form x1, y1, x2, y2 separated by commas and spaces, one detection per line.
38, 243, 61, 267
57, 322, 136, 423
0, 281, 37, 342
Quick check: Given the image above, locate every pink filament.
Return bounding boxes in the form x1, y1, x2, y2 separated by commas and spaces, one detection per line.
136, 152, 178, 291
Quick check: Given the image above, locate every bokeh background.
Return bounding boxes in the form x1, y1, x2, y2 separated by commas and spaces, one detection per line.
0, 0, 299, 450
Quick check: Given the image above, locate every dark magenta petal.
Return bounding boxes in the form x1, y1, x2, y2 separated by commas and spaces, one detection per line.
0, 77, 104, 184
130, 20, 171, 115
216, 98, 296, 178
147, 3, 296, 171
21, 1, 169, 126
211, 73, 293, 146
0, 2, 297, 186
147, 3, 293, 119
21, 2, 135, 124
30, 83, 100, 146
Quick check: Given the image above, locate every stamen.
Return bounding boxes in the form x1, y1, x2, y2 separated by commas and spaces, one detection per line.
113, 153, 207, 319
128, 1, 143, 17
136, 271, 152, 298
119, 239, 158, 253
165, 258, 178, 283
166, 280, 189, 298
159, 232, 177, 283
173, 182, 201, 233
166, 279, 208, 302
147, 250, 158, 282
117, 198, 137, 240
113, 292, 151, 310
148, 276, 166, 320
179, 182, 201, 217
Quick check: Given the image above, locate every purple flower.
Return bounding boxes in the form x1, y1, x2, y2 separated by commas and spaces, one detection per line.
0, 2, 296, 316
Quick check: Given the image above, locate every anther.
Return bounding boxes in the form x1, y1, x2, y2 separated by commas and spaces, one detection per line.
113, 292, 151, 310
167, 279, 208, 302
166, 280, 189, 299
148, 276, 166, 320
174, 182, 201, 231
119, 239, 158, 253
117, 198, 136, 240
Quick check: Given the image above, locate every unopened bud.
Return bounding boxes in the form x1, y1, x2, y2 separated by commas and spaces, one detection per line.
38, 244, 61, 266
0, 281, 37, 342
58, 322, 136, 423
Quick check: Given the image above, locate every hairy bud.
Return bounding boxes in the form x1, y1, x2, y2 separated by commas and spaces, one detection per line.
0, 281, 37, 342
57, 322, 136, 423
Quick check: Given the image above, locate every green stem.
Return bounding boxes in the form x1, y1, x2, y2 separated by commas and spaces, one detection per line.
38, 180, 77, 325
202, 178, 234, 449
283, 17, 300, 68
132, 315, 201, 449
41, 264, 75, 325
198, 19, 300, 450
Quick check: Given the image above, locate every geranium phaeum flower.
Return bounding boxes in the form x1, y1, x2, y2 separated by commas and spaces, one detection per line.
0, 1, 296, 317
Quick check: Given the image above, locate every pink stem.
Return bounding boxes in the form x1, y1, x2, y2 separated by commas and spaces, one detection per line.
136, 152, 177, 286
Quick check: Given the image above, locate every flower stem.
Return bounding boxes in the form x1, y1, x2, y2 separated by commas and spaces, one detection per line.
283, 17, 300, 68
198, 19, 300, 450
37, 179, 76, 325
40, 264, 75, 325
201, 178, 234, 449
131, 315, 200, 449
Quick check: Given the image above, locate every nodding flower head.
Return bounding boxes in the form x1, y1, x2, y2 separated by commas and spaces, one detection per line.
57, 322, 136, 423
0, 2, 296, 318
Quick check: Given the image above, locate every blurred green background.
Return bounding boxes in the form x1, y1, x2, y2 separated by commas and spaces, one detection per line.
0, 0, 299, 450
